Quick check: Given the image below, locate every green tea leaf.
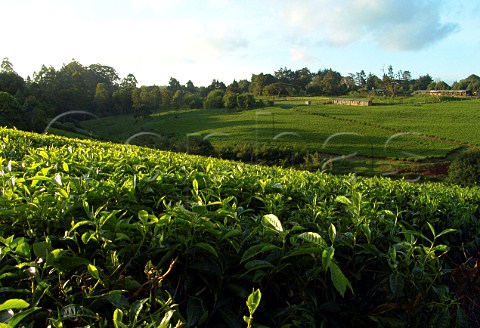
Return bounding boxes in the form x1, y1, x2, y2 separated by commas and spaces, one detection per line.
241, 243, 280, 263
88, 264, 100, 280
15, 242, 31, 260
389, 271, 404, 296
322, 246, 334, 270
261, 214, 283, 233
328, 223, 337, 243
221, 229, 242, 241
297, 232, 327, 248
194, 242, 218, 257
246, 288, 262, 314
129, 299, 148, 325
244, 260, 275, 271
0, 299, 29, 312
436, 228, 457, 239
113, 308, 127, 328
8, 307, 40, 328
158, 310, 175, 328
360, 224, 371, 243
187, 296, 205, 326
335, 195, 351, 205
329, 262, 353, 297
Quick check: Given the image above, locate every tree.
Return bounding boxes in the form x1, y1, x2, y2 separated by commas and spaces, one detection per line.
171, 89, 185, 109
53, 60, 94, 114
0, 91, 22, 127
167, 77, 182, 93
366, 73, 382, 91
226, 80, 240, 94
452, 74, 480, 93
93, 83, 111, 115
112, 87, 133, 114
354, 70, 367, 89
204, 89, 225, 109
428, 80, 450, 90
132, 85, 161, 117
185, 80, 197, 94
237, 93, 255, 109
185, 92, 203, 109
1, 57, 15, 73
223, 92, 238, 109
382, 65, 403, 97
411, 74, 433, 91
0, 71, 25, 96
274, 67, 295, 84
320, 69, 344, 96
88, 64, 120, 91
237, 79, 251, 93
263, 83, 289, 97
250, 73, 276, 96
121, 73, 138, 88
293, 67, 313, 94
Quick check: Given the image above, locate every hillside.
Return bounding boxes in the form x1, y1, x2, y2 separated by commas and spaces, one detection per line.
1, 127, 480, 327
73, 97, 480, 180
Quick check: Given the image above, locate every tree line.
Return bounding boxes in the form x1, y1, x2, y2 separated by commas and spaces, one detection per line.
1, 57, 479, 132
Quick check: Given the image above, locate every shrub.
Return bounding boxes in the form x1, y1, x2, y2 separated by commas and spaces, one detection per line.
447, 148, 480, 186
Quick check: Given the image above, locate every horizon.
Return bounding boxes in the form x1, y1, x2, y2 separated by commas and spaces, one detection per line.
1, 0, 479, 87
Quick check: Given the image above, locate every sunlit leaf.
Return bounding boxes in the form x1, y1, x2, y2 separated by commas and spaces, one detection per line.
261, 214, 283, 233
297, 232, 327, 248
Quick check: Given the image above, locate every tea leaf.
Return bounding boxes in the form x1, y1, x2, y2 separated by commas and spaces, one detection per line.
246, 288, 262, 314
297, 232, 327, 248
329, 262, 353, 297
194, 242, 218, 257
88, 263, 100, 280
335, 195, 351, 205
0, 299, 29, 312
322, 246, 334, 270
241, 243, 280, 263
261, 214, 283, 233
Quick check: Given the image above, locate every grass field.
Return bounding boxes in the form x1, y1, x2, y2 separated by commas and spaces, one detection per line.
72, 97, 479, 179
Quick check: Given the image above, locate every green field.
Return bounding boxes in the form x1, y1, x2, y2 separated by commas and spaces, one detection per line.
1, 127, 480, 326
77, 98, 479, 160
73, 98, 480, 179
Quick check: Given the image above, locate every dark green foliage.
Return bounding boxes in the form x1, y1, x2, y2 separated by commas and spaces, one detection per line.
447, 148, 480, 186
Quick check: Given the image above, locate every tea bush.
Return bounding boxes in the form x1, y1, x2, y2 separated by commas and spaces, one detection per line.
1, 127, 479, 327
447, 148, 480, 187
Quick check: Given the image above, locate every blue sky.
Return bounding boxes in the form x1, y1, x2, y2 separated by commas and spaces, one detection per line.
1, 0, 479, 86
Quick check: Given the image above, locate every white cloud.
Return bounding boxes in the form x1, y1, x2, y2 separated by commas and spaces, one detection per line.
282, 0, 458, 51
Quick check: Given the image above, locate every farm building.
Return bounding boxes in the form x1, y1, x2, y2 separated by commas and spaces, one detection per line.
413, 90, 473, 97
332, 99, 372, 106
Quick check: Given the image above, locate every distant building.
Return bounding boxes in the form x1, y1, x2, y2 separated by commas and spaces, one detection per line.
414, 90, 473, 97
332, 99, 372, 106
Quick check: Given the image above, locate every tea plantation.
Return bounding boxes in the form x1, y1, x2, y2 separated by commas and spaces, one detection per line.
1, 127, 480, 327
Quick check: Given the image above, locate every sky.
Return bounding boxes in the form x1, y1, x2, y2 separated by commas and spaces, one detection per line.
1, 0, 479, 87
